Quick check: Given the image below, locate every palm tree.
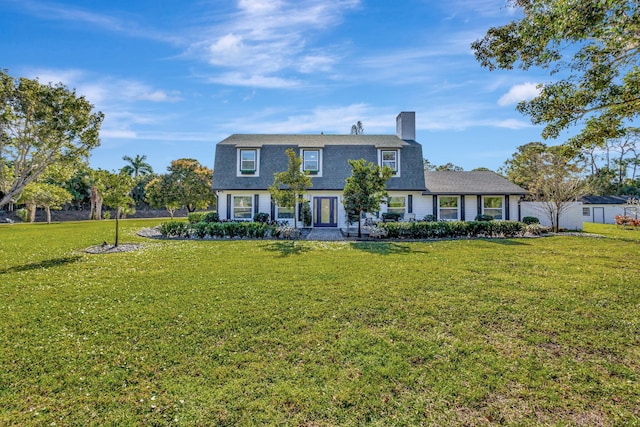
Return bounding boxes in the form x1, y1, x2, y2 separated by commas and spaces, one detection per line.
121, 154, 153, 178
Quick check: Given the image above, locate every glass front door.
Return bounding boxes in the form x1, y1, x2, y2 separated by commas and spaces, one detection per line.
313, 197, 338, 227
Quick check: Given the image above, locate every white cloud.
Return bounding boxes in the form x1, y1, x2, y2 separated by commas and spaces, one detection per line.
189, 0, 360, 87
498, 82, 541, 106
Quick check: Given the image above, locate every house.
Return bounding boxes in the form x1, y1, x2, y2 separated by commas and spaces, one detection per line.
212, 112, 527, 228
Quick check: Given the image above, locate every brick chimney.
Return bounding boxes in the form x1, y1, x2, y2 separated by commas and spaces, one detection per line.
396, 111, 415, 140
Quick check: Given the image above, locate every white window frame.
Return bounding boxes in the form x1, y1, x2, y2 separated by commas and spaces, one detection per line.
378, 149, 400, 175
482, 196, 504, 220
237, 148, 260, 176
233, 195, 253, 219
301, 149, 322, 176
438, 196, 460, 221
387, 196, 406, 217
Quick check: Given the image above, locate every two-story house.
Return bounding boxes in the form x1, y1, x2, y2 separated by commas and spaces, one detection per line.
212, 112, 527, 228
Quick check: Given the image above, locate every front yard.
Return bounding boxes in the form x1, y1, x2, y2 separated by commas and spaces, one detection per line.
0, 219, 638, 425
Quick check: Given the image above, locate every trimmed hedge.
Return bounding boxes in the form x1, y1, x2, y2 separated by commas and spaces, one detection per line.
378, 220, 526, 239
522, 216, 540, 225
159, 220, 273, 239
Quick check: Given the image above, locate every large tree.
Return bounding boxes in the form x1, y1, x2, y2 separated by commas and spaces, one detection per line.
0, 70, 103, 208
472, 0, 640, 150
145, 175, 181, 218
342, 159, 394, 238
268, 148, 312, 228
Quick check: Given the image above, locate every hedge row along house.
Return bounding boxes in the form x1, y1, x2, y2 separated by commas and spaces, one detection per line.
212, 112, 527, 228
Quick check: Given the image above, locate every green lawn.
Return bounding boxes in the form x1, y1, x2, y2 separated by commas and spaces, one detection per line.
1, 220, 639, 426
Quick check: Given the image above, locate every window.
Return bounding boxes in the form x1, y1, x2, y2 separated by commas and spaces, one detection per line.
302, 150, 320, 174
277, 205, 294, 219
387, 196, 406, 217
233, 196, 253, 219
239, 149, 257, 174
483, 196, 503, 220
583, 207, 591, 216
439, 196, 459, 220
381, 150, 398, 172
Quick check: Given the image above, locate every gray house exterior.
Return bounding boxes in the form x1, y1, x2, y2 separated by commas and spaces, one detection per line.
212, 112, 527, 228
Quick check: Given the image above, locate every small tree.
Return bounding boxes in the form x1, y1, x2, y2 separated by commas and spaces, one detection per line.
268, 148, 312, 229
343, 159, 394, 238
19, 183, 72, 224
530, 147, 586, 232
100, 171, 134, 247
145, 175, 180, 218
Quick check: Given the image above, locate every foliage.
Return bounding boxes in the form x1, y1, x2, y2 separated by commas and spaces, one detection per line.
202, 211, 220, 223
158, 220, 190, 237
301, 200, 312, 227
614, 214, 640, 228
1, 220, 639, 425
253, 212, 270, 223
268, 148, 312, 229
522, 216, 540, 225
500, 142, 548, 193
434, 162, 464, 171
423, 214, 437, 222
381, 212, 402, 222
15, 207, 27, 222
474, 214, 494, 221
99, 171, 135, 246
343, 159, 394, 237
472, 0, 640, 150
146, 159, 215, 214
121, 154, 153, 178
0, 70, 103, 208
18, 182, 73, 224
144, 175, 180, 217
272, 225, 301, 239
378, 220, 526, 239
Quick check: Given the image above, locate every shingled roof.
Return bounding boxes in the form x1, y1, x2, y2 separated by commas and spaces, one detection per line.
212, 134, 426, 191
423, 171, 527, 195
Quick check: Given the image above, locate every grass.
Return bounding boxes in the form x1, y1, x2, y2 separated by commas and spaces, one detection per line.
0, 219, 639, 426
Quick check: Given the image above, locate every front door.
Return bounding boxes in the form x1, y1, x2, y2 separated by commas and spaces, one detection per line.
313, 197, 338, 227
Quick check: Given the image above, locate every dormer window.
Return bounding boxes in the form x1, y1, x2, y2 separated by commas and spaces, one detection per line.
238, 149, 259, 176
301, 149, 322, 175
379, 150, 399, 175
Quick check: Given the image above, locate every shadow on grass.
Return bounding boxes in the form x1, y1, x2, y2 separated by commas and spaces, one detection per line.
262, 241, 312, 257
0, 255, 83, 274
480, 238, 530, 246
350, 242, 414, 255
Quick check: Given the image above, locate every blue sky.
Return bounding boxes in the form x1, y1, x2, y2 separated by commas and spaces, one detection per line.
1, 0, 562, 174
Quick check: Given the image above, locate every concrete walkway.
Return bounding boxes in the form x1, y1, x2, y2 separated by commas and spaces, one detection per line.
304, 228, 344, 241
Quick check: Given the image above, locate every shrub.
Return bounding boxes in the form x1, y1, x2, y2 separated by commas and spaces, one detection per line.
423, 214, 437, 222
378, 220, 525, 239
16, 208, 28, 222
301, 201, 312, 227
253, 212, 270, 223
475, 214, 494, 221
191, 222, 209, 238
522, 216, 540, 225
159, 221, 189, 237
202, 212, 220, 223
525, 223, 550, 235
187, 212, 206, 223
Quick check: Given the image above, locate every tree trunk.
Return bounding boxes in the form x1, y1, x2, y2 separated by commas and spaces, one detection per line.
115, 207, 120, 247
90, 187, 102, 220
357, 209, 362, 238
26, 202, 36, 223
45, 207, 51, 224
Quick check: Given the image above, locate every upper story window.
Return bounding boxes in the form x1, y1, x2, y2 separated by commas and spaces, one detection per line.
439, 196, 459, 221
238, 149, 259, 176
301, 149, 321, 175
482, 196, 504, 220
379, 149, 399, 175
